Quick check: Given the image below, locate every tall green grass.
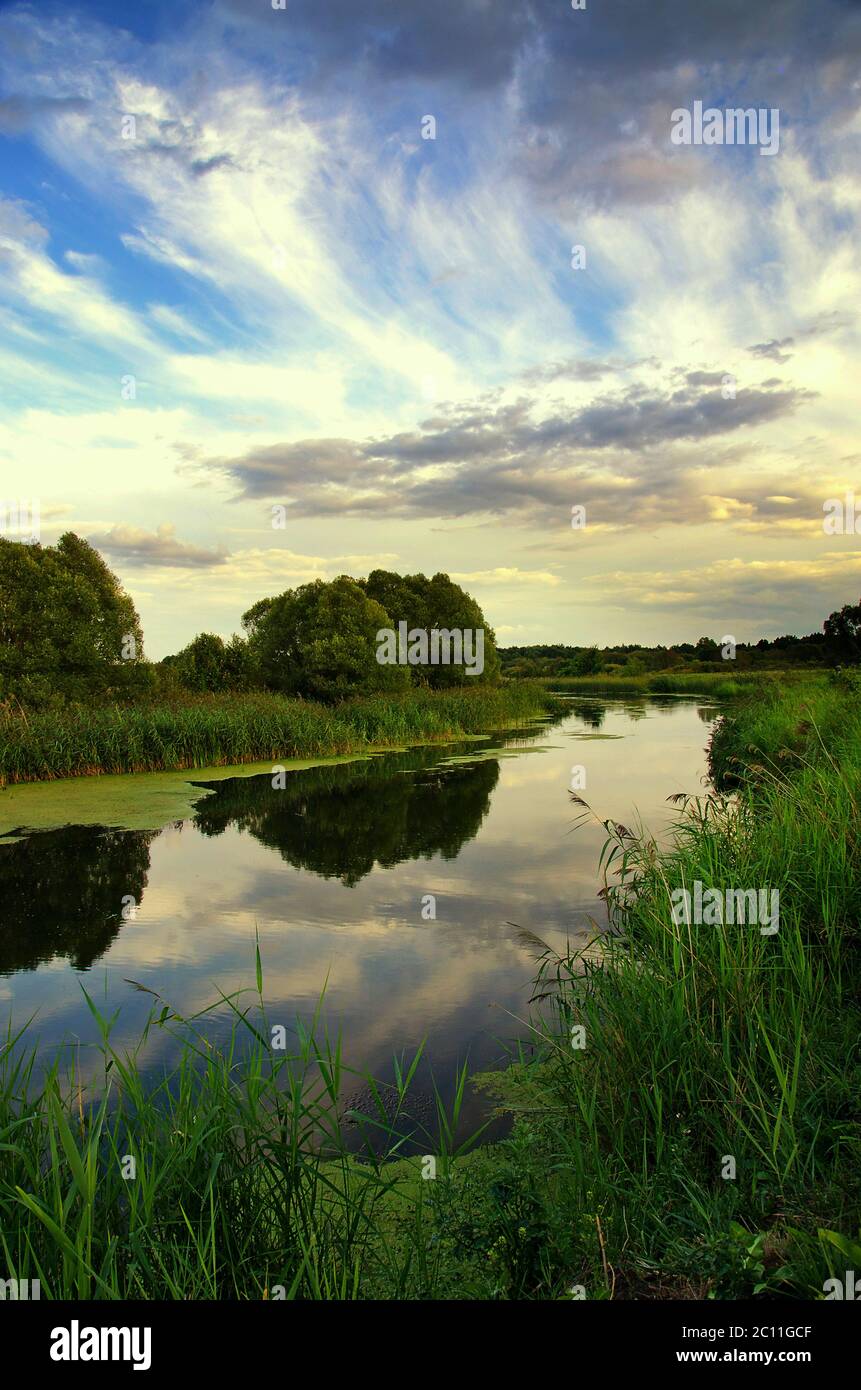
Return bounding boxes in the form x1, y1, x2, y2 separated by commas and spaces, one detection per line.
708, 668, 856, 788
0, 976, 481, 1300
473, 672, 861, 1297
542, 670, 819, 698
0, 683, 551, 786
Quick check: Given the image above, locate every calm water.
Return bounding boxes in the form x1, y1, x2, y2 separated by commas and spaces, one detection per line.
0, 697, 720, 1134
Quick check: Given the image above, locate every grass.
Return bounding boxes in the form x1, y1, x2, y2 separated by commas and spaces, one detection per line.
540, 669, 822, 698
0, 682, 552, 786
707, 667, 857, 788
472, 670, 861, 1297
0, 977, 484, 1300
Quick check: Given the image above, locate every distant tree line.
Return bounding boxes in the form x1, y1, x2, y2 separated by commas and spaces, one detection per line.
500, 610, 859, 678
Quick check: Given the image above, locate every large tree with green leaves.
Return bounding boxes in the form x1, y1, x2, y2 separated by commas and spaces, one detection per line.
243, 576, 411, 700
0, 532, 146, 705
163, 632, 250, 693
360, 569, 500, 686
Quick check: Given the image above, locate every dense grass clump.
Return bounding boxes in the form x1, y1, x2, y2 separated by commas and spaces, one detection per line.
0, 982, 482, 1300
708, 668, 857, 788
0, 683, 551, 786
543, 670, 817, 698
468, 673, 861, 1297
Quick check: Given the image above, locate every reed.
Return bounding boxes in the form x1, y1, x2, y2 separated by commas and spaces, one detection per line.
0, 683, 551, 786
476, 672, 860, 1297
0, 975, 481, 1301
542, 670, 819, 697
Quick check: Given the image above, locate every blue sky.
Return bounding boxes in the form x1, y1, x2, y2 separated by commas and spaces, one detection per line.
1, 0, 859, 657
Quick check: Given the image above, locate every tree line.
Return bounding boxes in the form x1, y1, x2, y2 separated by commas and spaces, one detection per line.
0, 534, 500, 706
3, 531, 859, 707
500, 609, 860, 679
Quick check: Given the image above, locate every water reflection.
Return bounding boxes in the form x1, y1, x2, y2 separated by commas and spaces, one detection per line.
570, 700, 607, 729
192, 746, 499, 886
0, 827, 155, 975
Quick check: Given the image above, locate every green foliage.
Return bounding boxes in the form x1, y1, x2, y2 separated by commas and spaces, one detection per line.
695, 635, 721, 661
0, 682, 551, 785
500, 623, 831, 680
564, 646, 603, 676
543, 670, 779, 696
823, 597, 861, 666
165, 632, 251, 694
707, 671, 850, 788
0, 533, 147, 706
244, 576, 412, 700
241, 571, 501, 700
361, 569, 501, 688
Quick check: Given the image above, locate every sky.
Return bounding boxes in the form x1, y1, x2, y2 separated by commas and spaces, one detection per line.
0, 0, 859, 659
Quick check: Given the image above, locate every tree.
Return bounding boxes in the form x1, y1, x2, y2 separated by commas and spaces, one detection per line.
572, 646, 603, 676
166, 632, 250, 693
823, 598, 861, 666
694, 636, 721, 662
241, 597, 275, 639
0, 532, 147, 705
244, 576, 411, 700
361, 569, 500, 686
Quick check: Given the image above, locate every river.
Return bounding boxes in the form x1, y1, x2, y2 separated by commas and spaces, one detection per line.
0, 695, 721, 1139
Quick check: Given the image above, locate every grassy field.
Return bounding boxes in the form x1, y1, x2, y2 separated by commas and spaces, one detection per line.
0, 682, 552, 786
1, 673, 857, 1299
540, 669, 824, 698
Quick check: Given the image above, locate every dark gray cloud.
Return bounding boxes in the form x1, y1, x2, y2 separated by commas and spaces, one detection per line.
520, 358, 619, 385
747, 311, 853, 364
202, 376, 814, 525
748, 337, 795, 363
220, 0, 859, 87
685, 370, 732, 387
119, 113, 236, 178
219, 0, 533, 89
219, 0, 861, 208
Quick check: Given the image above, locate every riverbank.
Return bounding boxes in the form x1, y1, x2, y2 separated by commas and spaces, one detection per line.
1, 674, 857, 1299
0, 682, 552, 786
539, 668, 823, 698
469, 671, 860, 1297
